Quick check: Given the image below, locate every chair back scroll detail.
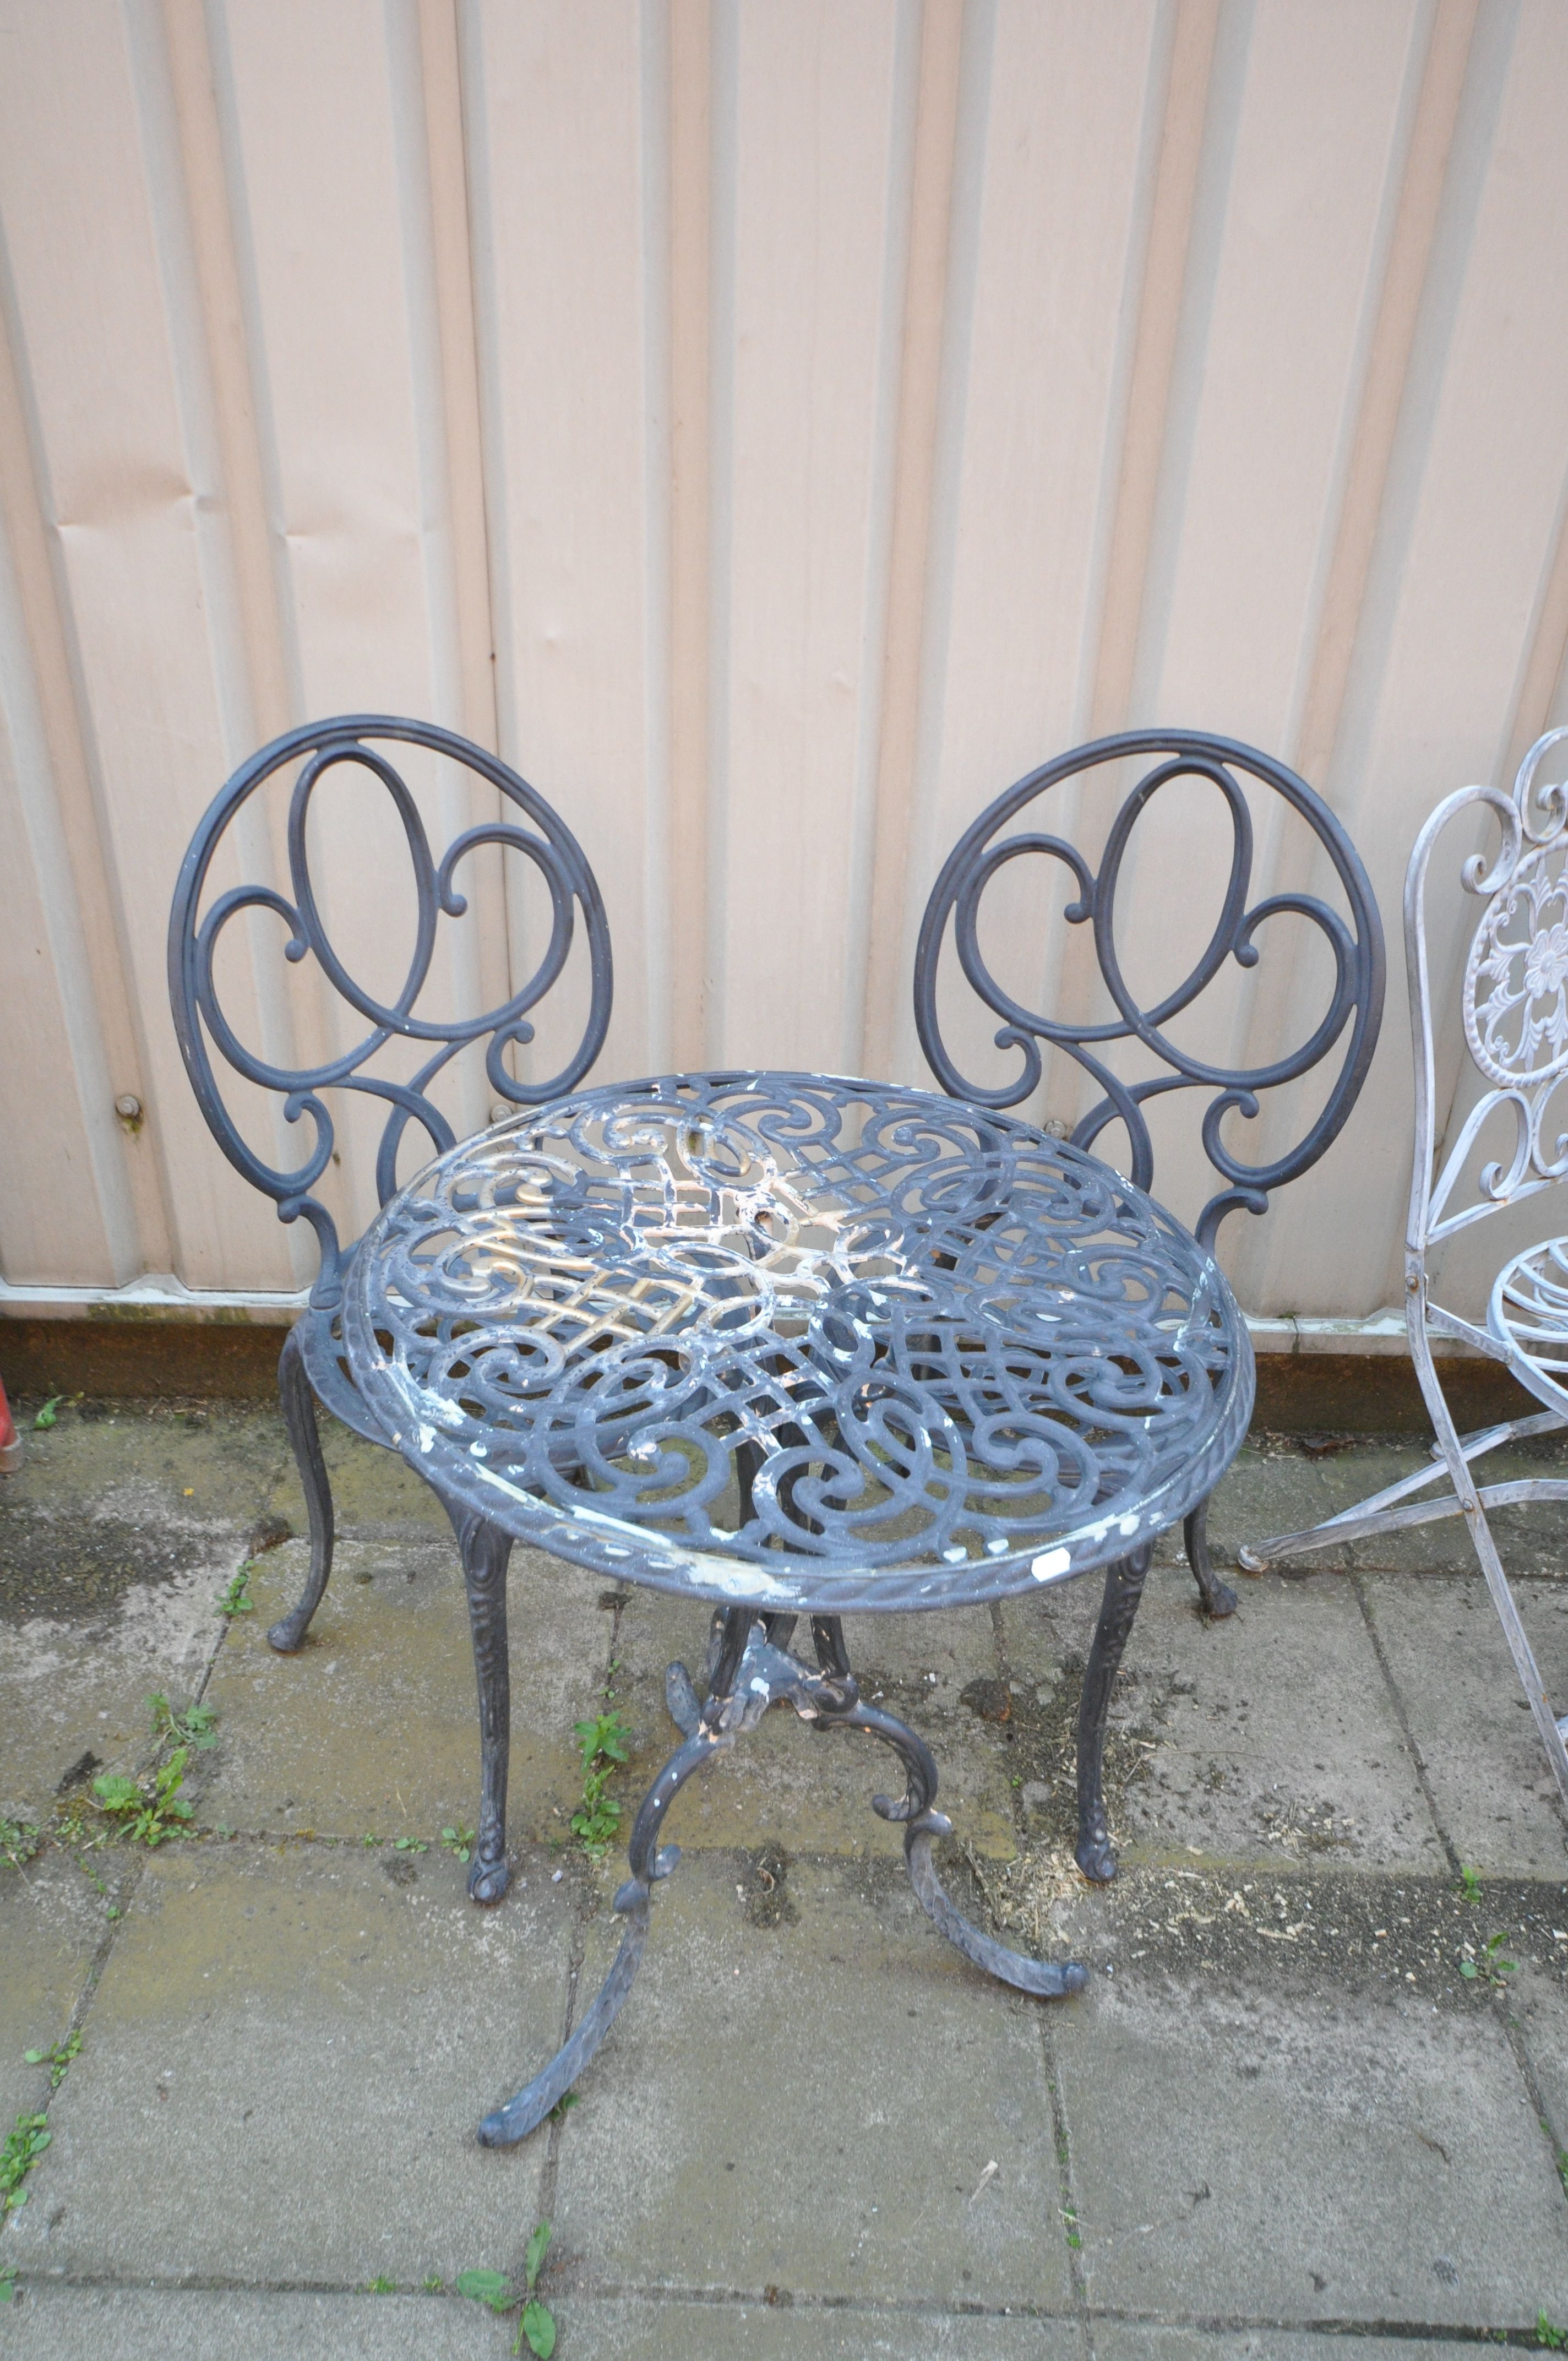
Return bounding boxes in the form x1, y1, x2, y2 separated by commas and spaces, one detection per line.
914, 730, 1385, 1249
168, 715, 613, 1308
1408, 727, 1568, 1256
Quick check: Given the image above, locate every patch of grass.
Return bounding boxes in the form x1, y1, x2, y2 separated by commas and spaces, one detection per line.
442, 1824, 476, 1865
216, 1563, 255, 1618
456, 2219, 556, 2357
23, 2031, 80, 2091
0, 1819, 41, 1872
0, 2262, 14, 2303
366, 2277, 397, 2294
149, 1692, 218, 1751
0, 2113, 50, 2221
92, 1750, 194, 1847
571, 1710, 630, 1860
422, 2275, 443, 2294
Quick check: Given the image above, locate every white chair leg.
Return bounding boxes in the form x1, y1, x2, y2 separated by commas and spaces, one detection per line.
1239, 1408, 1568, 1571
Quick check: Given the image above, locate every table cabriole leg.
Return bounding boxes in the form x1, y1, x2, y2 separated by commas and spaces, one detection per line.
1184, 1495, 1238, 1619
1075, 1543, 1153, 1883
477, 1720, 726, 2148
479, 1612, 1089, 2147
268, 1324, 335, 1655
451, 1507, 514, 1905
816, 1696, 1087, 1999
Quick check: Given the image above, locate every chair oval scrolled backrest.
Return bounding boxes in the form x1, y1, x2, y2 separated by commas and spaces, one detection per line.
168, 714, 613, 1307
914, 728, 1385, 1250
1406, 726, 1568, 1259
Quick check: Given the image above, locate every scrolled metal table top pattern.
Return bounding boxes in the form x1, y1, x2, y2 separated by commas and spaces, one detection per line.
345, 1071, 1253, 1614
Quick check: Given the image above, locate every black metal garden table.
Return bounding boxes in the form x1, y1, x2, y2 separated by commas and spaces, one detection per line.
342, 1069, 1254, 2146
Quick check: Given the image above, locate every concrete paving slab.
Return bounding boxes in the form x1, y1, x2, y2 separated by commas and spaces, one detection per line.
0, 2287, 509, 2357
0, 1404, 280, 1818
263, 1412, 454, 1537
612, 1590, 1020, 1861
0, 1543, 235, 1826
5, 1839, 573, 2284
551, 1851, 1073, 2310
0, 2286, 1080, 2358
1512, 1959, 1568, 2153
998, 1568, 1443, 1875
1204, 1438, 1346, 1570
1054, 1969, 1568, 2325
1362, 1575, 1568, 1875
548, 2299, 1082, 2357
0, 1402, 284, 1550
200, 1537, 604, 1847
1095, 2330, 1513, 2359
0, 1851, 101, 2129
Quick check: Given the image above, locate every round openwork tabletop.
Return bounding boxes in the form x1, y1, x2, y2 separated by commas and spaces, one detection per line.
344, 1072, 1254, 1614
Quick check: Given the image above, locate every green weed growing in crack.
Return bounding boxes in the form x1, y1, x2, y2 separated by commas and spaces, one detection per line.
23, 2031, 80, 2091
1550, 2125, 1568, 2200
0, 2113, 50, 2222
92, 1750, 194, 1847
571, 1710, 630, 1860
1537, 2312, 1567, 2351
1458, 1929, 1517, 1987
0, 1819, 40, 1872
216, 1563, 255, 1618
1458, 1863, 1483, 1906
458, 2219, 556, 2357
442, 1825, 476, 1865
149, 1692, 218, 1752
366, 2277, 397, 2294
0, 2262, 15, 2304
31, 1396, 61, 1430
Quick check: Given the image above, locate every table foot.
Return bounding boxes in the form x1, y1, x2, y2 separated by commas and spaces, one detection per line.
906, 1823, 1086, 1996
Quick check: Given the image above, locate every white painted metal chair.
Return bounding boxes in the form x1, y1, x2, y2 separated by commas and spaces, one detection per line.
1242, 731, 1568, 1807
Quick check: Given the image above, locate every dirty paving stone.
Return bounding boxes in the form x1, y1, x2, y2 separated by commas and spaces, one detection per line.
0, 1848, 102, 2130
551, 1850, 1074, 2310
1053, 1963, 1568, 2325
6, 1839, 574, 2284
0, 2287, 513, 2358
995, 1566, 1445, 1878
1362, 1571, 1568, 1876
199, 1535, 598, 1843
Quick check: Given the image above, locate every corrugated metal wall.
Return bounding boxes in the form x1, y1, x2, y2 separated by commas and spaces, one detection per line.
3, 0, 1567, 1319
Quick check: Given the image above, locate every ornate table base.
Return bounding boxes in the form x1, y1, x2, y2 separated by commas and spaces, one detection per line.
474, 1562, 1150, 2150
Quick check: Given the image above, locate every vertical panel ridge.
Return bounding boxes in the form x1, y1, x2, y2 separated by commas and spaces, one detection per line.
858, 0, 964, 1085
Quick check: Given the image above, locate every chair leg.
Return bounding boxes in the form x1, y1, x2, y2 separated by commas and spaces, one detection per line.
1075, 1545, 1152, 1883
1184, 1496, 1237, 1618
268, 1324, 336, 1655
450, 1506, 514, 1904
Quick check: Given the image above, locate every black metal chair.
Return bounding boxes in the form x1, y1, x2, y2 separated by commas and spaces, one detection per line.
168, 716, 612, 1893
914, 727, 1386, 1619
